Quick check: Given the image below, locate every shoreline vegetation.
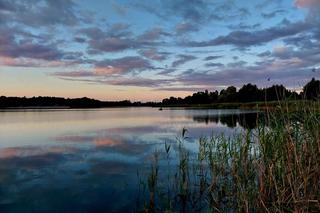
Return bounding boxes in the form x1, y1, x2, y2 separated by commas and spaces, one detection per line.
137, 101, 320, 212
0, 78, 319, 110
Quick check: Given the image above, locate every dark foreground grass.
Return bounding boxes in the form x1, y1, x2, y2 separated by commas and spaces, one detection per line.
138, 102, 320, 212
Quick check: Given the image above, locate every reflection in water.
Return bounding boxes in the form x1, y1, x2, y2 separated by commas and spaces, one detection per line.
192, 112, 262, 129
0, 108, 260, 212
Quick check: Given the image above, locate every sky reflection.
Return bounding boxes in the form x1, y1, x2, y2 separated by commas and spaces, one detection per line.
0, 108, 259, 212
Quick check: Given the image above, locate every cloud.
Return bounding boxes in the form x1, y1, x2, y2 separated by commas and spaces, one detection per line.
0, 0, 81, 27
172, 54, 197, 67
175, 22, 199, 35
88, 37, 134, 53
139, 48, 170, 61
0, 26, 64, 61
227, 60, 248, 67
57, 76, 173, 88
111, 1, 128, 16
74, 37, 86, 43
176, 56, 319, 88
53, 56, 154, 78
79, 27, 106, 40
205, 62, 224, 68
257, 51, 272, 57
107, 23, 132, 37
203, 55, 223, 61
155, 86, 214, 92
78, 25, 138, 53
95, 56, 153, 75
183, 20, 314, 47
227, 23, 261, 30
102, 77, 172, 87
52, 71, 95, 77
295, 0, 320, 8
134, 0, 249, 24
79, 26, 168, 54
138, 27, 170, 41
261, 9, 286, 19
0, 57, 69, 67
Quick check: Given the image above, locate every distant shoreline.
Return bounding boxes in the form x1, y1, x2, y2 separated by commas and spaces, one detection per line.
1, 100, 318, 111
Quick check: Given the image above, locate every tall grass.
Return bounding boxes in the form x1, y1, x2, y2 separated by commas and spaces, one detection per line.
139, 102, 320, 212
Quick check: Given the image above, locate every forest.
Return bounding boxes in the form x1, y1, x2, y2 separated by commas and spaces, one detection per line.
162, 78, 320, 105
0, 78, 319, 108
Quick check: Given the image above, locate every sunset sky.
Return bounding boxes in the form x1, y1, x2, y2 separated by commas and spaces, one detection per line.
0, 0, 319, 101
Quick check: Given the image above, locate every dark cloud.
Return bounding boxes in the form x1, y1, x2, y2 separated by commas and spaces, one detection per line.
138, 48, 170, 61
0, 27, 63, 61
203, 55, 223, 61
134, 0, 250, 24
94, 56, 153, 75
78, 26, 137, 53
228, 22, 261, 30
79, 26, 167, 54
155, 0, 210, 23
74, 37, 86, 43
205, 62, 224, 68
157, 68, 177, 76
107, 23, 132, 37
261, 9, 286, 19
172, 54, 197, 67
257, 51, 272, 57
227, 60, 248, 67
0, 0, 80, 27
138, 27, 170, 41
1, 0, 319, 93
183, 20, 314, 47
175, 22, 199, 35
79, 27, 107, 40
88, 37, 134, 53
177, 60, 317, 89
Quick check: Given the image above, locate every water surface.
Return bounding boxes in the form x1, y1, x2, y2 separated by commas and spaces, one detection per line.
0, 107, 258, 212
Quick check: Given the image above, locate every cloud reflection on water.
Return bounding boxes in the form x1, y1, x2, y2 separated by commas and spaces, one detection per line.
0, 108, 260, 212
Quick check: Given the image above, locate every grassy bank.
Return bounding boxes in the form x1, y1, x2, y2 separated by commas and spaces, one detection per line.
138, 103, 320, 212
158, 100, 320, 111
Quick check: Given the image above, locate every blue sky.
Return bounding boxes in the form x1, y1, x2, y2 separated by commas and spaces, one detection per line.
0, 0, 319, 101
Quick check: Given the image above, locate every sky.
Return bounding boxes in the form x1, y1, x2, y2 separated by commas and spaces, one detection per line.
0, 0, 320, 101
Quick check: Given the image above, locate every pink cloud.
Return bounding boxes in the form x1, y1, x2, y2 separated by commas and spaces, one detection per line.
94, 138, 122, 147
295, 0, 320, 8
94, 66, 124, 75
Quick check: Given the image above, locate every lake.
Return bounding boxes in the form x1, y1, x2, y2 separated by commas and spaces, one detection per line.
0, 107, 259, 212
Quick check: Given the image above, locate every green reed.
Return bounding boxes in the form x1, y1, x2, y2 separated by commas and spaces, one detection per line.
140, 102, 320, 212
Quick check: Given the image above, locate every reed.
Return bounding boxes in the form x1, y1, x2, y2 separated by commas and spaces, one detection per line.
140, 101, 320, 212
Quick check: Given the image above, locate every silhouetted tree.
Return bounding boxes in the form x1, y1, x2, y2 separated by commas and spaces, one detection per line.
303, 78, 320, 100
219, 86, 237, 102
263, 85, 297, 101
238, 84, 262, 102
0, 96, 141, 108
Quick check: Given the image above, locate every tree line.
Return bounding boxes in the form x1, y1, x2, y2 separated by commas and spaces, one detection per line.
0, 96, 151, 108
0, 78, 319, 108
162, 78, 320, 105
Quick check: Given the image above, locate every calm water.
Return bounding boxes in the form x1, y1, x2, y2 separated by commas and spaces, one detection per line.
0, 107, 258, 212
